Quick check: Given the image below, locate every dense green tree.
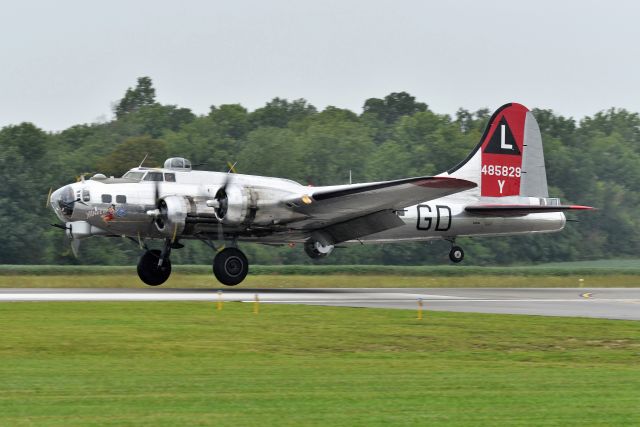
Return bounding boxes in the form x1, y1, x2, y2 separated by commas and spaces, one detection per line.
300, 108, 375, 185
209, 104, 250, 139
164, 116, 239, 172
114, 76, 157, 119
121, 104, 195, 138
363, 91, 428, 124
0, 124, 52, 263
97, 136, 168, 177
237, 127, 304, 180
249, 98, 317, 128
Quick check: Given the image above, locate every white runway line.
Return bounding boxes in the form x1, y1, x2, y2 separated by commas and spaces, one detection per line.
0, 290, 636, 304
2, 288, 639, 320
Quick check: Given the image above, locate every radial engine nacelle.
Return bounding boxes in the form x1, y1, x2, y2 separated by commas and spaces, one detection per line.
206, 184, 249, 225
149, 195, 190, 237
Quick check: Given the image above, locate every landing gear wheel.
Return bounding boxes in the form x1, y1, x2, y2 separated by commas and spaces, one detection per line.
213, 247, 249, 286
449, 246, 464, 263
137, 249, 172, 286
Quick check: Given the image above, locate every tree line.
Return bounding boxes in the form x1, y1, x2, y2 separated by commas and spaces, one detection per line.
1, 77, 638, 266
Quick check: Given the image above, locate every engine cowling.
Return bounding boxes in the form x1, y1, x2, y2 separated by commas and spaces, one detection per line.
154, 195, 190, 237
211, 185, 249, 225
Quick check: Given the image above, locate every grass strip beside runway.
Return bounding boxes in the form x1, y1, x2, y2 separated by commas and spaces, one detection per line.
2, 259, 640, 276
0, 273, 638, 288
0, 302, 638, 426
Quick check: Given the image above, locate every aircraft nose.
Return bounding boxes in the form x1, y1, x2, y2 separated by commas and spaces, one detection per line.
50, 185, 75, 220
50, 187, 62, 210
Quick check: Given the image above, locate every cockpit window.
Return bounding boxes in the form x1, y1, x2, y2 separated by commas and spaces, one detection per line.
164, 173, 176, 182
170, 158, 184, 168
123, 171, 145, 181
82, 189, 90, 202
143, 172, 164, 181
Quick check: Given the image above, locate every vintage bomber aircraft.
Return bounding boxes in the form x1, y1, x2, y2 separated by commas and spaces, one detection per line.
49, 103, 592, 286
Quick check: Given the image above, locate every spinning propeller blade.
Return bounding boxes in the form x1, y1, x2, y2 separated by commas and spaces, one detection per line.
172, 223, 178, 243
45, 187, 52, 208
70, 239, 81, 258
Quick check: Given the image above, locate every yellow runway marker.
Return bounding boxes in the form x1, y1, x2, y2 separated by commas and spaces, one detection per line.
580, 292, 593, 299
253, 294, 260, 314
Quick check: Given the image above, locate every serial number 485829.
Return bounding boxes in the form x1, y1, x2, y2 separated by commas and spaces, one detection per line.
481, 165, 521, 177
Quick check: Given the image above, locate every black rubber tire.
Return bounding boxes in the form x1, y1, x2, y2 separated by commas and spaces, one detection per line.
449, 246, 464, 263
137, 249, 172, 286
213, 248, 249, 286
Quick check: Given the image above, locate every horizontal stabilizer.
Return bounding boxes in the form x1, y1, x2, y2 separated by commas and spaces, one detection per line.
465, 204, 594, 217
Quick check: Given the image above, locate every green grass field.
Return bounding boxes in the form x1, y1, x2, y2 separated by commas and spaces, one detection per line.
0, 302, 639, 426
0, 259, 639, 288
1, 273, 638, 288
2, 259, 640, 276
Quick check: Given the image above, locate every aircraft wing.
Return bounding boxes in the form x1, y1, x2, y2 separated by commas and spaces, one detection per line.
465, 204, 594, 217
286, 176, 475, 242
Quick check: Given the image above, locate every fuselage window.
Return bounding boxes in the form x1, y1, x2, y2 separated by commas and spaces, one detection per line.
82, 189, 91, 202
101, 194, 112, 203
164, 173, 176, 182
143, 172, 164, 181
116, 195, 127, 204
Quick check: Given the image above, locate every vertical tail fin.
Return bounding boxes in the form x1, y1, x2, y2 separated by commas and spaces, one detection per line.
445, 103, 548, 198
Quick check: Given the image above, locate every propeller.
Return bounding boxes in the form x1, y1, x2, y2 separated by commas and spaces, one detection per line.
50, 223, 81, 258
146, 176, 162, 220
206, 165, 237, 246
146, 176, 180, 246
214, 177, 229, 245
45, 187, 52, 208
70, 238, 81, 258
227, 161, 237, 174
211, 165, 235, 219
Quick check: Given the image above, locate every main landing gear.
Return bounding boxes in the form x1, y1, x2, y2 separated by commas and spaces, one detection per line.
448, 245, 464, 263
137, 248, 172, 286
136, 236, 250, 287
212, 247, 249, 286
196, 236, 250, 286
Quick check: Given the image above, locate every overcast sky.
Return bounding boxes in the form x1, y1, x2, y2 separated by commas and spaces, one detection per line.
2, 0, 639, 131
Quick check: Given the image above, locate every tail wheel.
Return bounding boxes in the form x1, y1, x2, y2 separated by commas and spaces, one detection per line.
137, 249, 172, 286
449, 246, 464, 263
213, 247, 249, 286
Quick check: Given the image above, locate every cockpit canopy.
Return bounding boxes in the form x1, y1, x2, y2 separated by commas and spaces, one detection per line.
119, 157, 191, 181
164, 157, 192, 171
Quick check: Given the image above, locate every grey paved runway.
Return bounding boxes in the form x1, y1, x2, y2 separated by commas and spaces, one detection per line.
1, 287, 639, 320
